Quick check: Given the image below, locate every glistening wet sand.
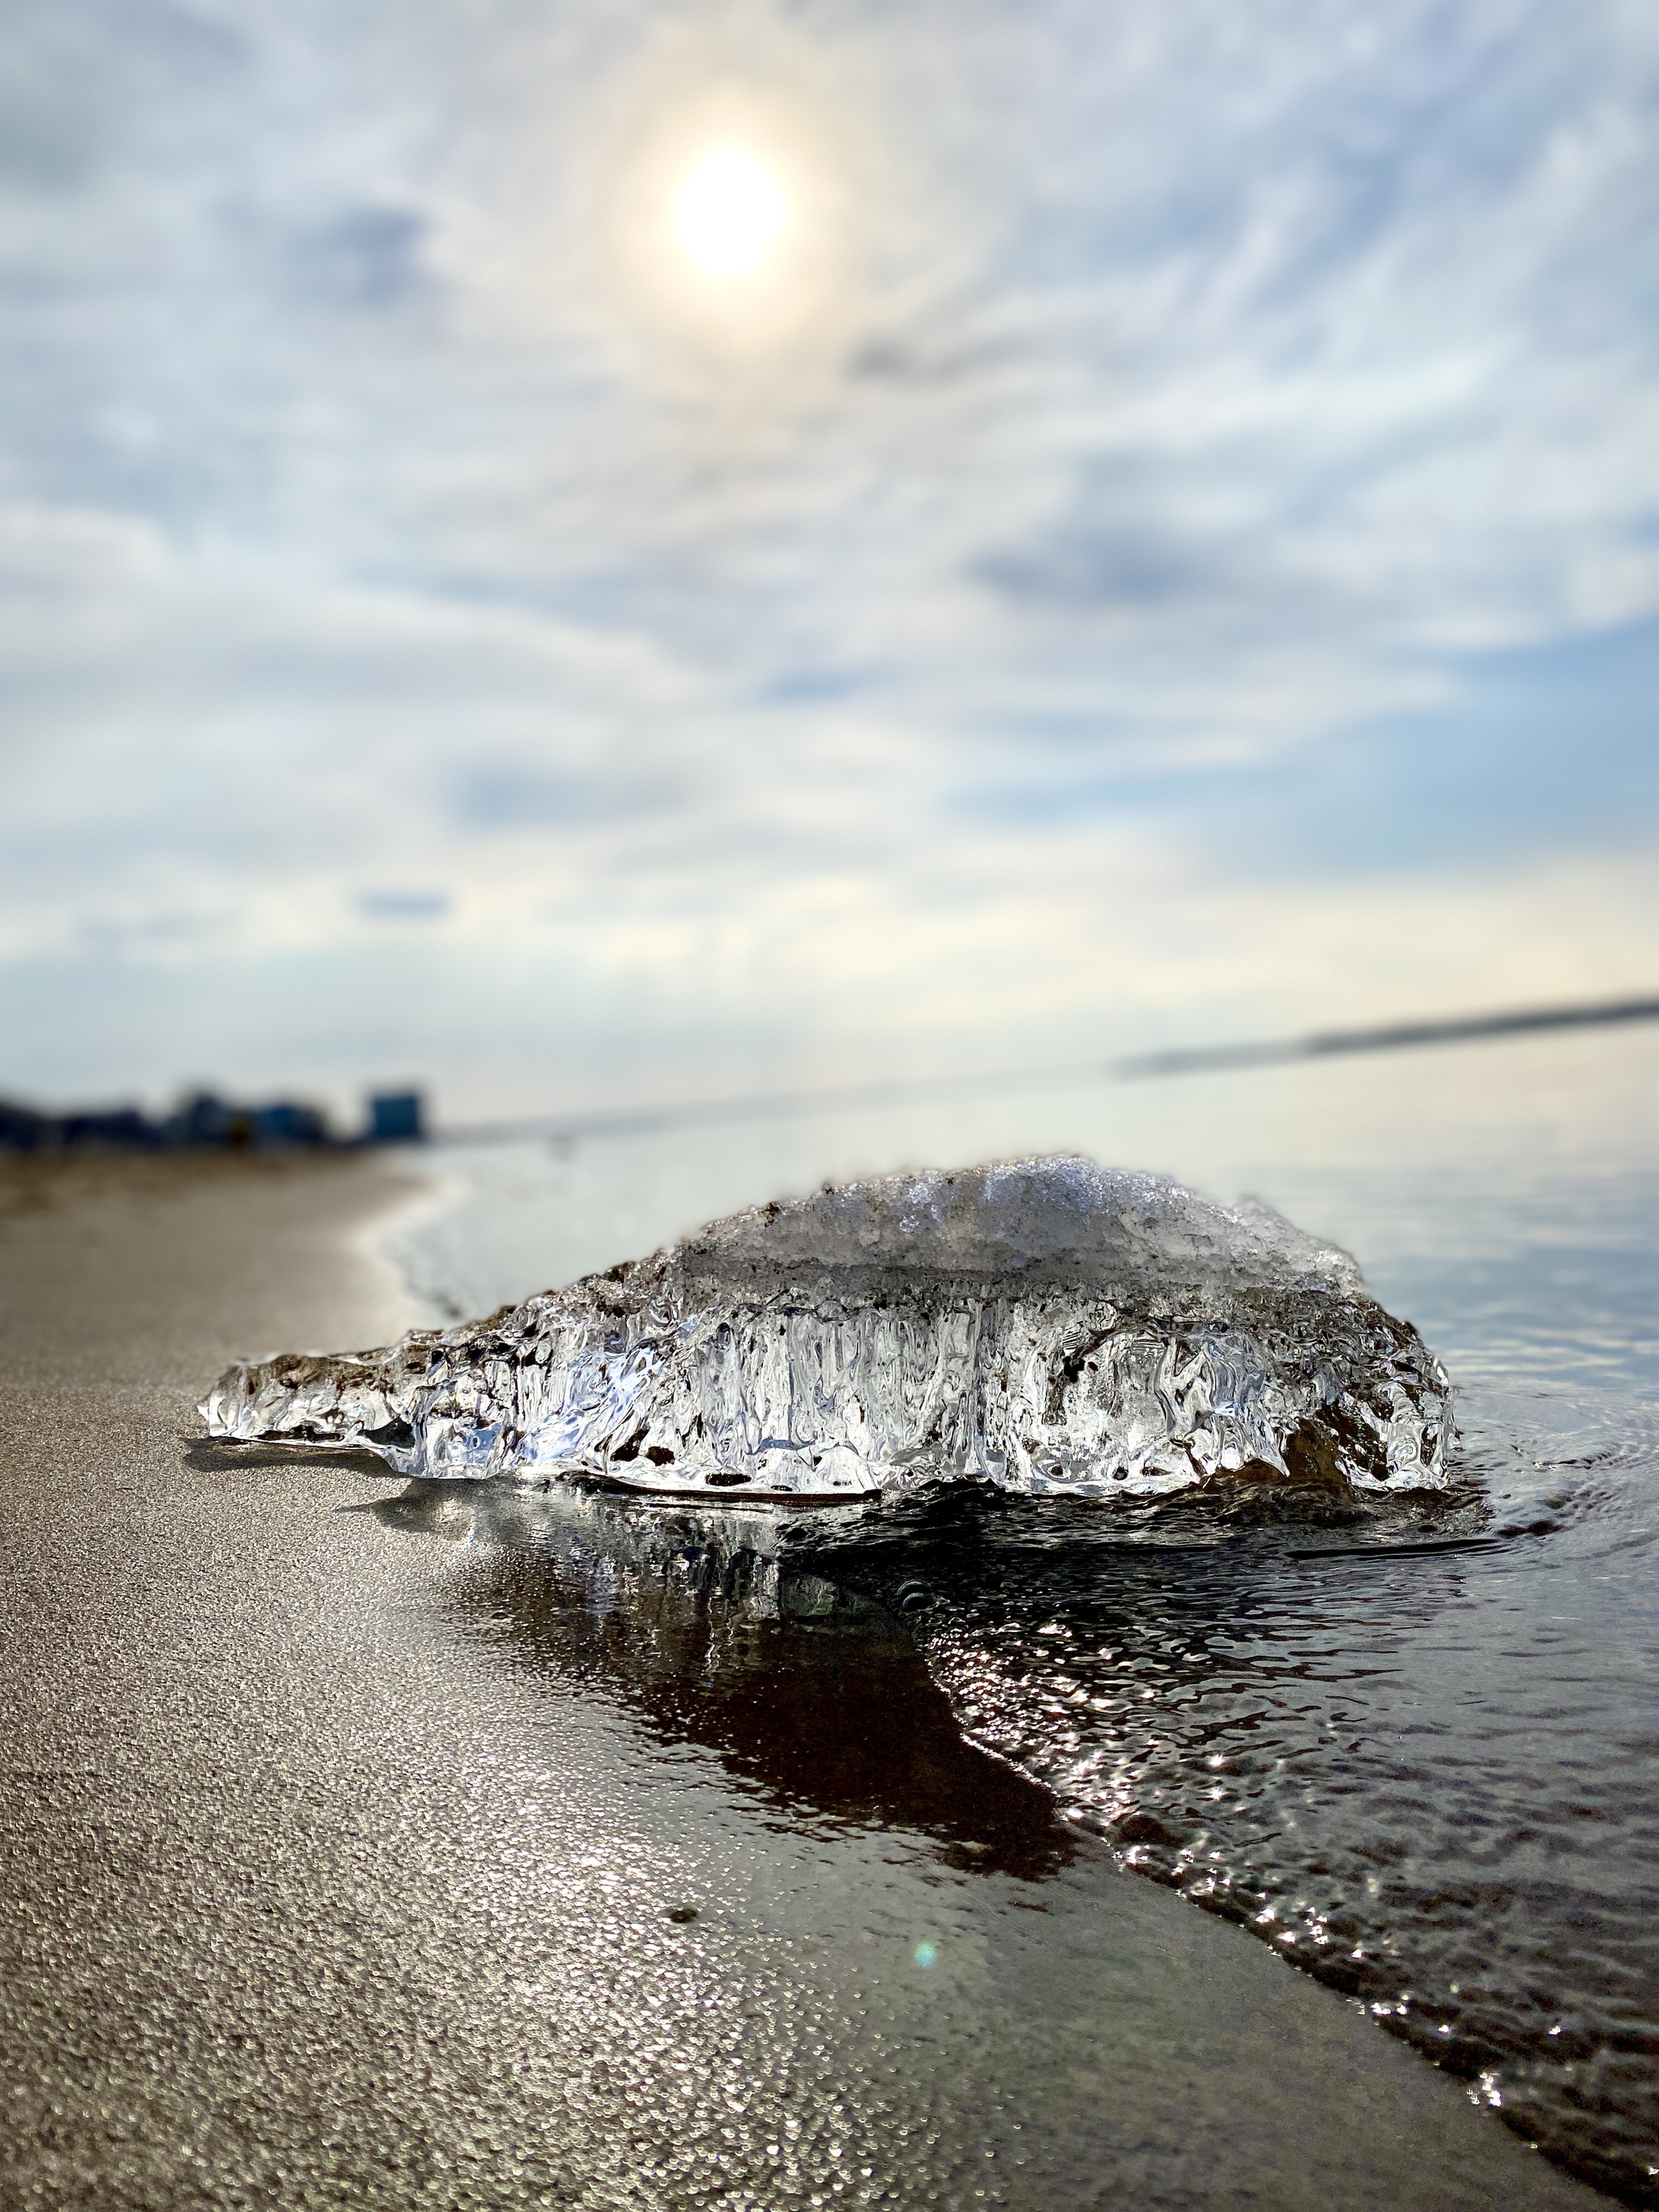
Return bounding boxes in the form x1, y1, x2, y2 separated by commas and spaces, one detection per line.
0, 1157, 1606, 2208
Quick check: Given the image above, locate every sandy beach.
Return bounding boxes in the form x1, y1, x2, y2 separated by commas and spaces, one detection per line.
0, 1154, 1607, 2210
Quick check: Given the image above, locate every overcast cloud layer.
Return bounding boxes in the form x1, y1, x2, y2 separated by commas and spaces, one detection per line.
2, 0, 1657, 1117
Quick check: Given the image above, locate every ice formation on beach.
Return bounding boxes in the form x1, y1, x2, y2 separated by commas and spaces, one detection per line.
201, 1156, 1452, 1500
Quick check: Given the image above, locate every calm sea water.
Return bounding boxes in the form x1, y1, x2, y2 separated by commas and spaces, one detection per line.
387, 1025, 1659, 2205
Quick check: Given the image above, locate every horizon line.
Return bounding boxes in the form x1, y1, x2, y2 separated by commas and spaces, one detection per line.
436, 989, 1659, 1146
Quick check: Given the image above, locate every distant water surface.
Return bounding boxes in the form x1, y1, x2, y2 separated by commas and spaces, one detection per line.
388, 1025, 1659, 2205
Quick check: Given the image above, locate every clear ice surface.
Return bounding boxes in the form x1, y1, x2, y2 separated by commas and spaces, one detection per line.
200, 1156, 1452, 1500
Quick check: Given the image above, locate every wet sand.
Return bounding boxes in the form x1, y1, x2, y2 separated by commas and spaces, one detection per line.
0, 1157, 1606, 2209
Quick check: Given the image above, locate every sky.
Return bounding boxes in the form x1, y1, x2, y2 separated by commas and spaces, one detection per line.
2, 0, 1657, 1122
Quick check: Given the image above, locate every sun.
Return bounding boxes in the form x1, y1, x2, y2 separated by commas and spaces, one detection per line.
672, 147, 789, 277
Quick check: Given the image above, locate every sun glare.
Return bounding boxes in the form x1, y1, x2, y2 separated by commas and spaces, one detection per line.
672, 147, 788, 277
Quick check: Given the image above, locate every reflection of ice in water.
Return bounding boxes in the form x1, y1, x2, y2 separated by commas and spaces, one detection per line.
203, 1156, 1450, 1501
379, 1476, 885, 1630
370, 1476, 1075, 1878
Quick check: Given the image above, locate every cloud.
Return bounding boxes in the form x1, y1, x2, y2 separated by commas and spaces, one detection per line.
356, 889, 450, 921
0, 0, 1657, 1105
283, 207, 429, 310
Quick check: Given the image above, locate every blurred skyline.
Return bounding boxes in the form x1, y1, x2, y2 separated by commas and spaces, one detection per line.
2, 0, 1657, 1122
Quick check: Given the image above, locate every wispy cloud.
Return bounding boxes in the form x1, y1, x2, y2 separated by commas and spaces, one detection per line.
1, 0, 1656, 1110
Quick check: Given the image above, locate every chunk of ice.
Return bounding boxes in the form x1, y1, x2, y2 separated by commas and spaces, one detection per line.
200, 1157, 1452, 1500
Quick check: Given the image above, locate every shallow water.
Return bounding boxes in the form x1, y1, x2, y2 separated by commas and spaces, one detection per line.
389, 1025, 1659, 2204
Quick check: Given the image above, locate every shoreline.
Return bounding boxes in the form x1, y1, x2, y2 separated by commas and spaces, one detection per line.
0, 1140, 419, 1211
0, 1156, 1606, 2209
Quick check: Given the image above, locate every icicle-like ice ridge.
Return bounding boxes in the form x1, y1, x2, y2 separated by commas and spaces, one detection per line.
200, 1157, 1452, 1499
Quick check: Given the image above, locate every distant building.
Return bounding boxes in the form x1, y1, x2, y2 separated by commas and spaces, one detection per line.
167, 1092, 331, 1147
251, 1101, 333, 1146
55, 1107, 161, 1149
366, 1090, 425, 1143
0, 1083, 369, 1153
168, 1092, 234, 1146
0, 1099, 49, 1150
0, 1098, 164, 1150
